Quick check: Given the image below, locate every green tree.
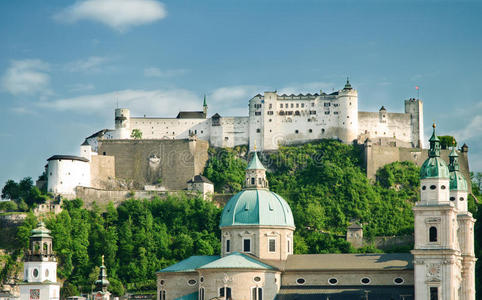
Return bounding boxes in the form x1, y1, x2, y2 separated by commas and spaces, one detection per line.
130, 129, 143, 139
438, 135, 457, 149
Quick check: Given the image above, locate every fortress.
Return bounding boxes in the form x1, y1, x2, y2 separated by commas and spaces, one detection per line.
101, 79, 423, 151
43, 80, 473, 201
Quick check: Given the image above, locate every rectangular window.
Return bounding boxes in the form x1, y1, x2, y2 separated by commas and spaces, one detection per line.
226, 239, 231, 253
280, 104, 283, 108
296, 103, 299, 108
255, 112, 261, 116
267, 111, 273, 115
199, 288, 204, 300
430, 287, 438, 300
309, 111, 316, 115
256, 128, 261, 133
324, 102, 331, 107
334, 111, 339, 115
291, 103, 294, 108
269, 104, 272, 109
287, 239, 291, 253
269, 238, 276, 252
243, 238, 251, 252
301, 103, 304, 108
324, 111, 330, 115
311, 103, 314, 107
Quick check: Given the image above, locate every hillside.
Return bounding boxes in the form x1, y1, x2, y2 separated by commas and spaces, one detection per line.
1, 140, 480, 298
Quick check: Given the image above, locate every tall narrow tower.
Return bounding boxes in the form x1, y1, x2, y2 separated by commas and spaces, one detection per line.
203, 95, 208, 116
19, 222, 60, 300
449, 145, 476, 300
412, 124, 460, 300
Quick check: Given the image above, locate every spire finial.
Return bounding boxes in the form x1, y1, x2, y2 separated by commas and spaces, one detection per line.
203, 94, 207, 107
432, 122, 436, 129
254, 141, 257, 151
102, 255, 105, 266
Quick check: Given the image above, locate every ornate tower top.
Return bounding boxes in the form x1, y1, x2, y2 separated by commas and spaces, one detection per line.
343, 77, 353, 90
203, 94, 208, 115
95, 256, 110, 293
26, 221, 56, 262
245, 151, 268, 189
420, 123, 449, 180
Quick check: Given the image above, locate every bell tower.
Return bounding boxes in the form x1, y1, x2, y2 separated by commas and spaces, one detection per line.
412, 124, 461, 300
19, 222, 60, 300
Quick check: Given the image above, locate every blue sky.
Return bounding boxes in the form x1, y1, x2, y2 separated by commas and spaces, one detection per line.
1, 0, 481, 190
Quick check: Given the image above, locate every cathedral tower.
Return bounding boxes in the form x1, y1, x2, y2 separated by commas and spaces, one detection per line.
412, 124, 461, 300
449, 144, 476, 300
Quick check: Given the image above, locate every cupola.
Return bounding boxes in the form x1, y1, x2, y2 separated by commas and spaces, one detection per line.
219, 151, 295, 260
419, 124, 450, 204
448, 145, 468, 212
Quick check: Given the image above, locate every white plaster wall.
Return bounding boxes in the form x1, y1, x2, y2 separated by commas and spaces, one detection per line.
24, 261, 57, 283
129, 118, 208, 140
20, 284, 59, 300
47, 159, 90, 195
358, 112, 412, 145
451, 190, 468, 213
420, 178, 451, 204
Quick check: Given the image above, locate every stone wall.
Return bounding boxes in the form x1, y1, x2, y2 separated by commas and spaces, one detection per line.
90, 155, 115, 189
98, 139, 209, 190
364, 144, 472, 192
0, 213, 27, 249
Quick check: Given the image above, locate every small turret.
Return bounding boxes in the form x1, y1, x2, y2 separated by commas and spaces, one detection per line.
203, 94, 208, 116
245, 151, 268, 189
343, 77, 353, 90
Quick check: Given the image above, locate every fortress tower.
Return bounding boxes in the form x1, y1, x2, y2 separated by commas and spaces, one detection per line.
405, 98, 424, 148
114, 108, 131, 139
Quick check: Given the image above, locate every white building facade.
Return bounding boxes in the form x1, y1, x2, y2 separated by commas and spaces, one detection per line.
101, 80, 423, 151
46, 155, 91, 196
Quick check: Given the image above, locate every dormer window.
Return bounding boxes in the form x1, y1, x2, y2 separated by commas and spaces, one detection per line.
243, 238, 251, 253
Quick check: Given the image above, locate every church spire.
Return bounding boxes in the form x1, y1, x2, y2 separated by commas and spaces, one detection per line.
343, 77, 352, 90
203, 94, 208, 116
428, 123, 441, 157
449, 139, 459, 172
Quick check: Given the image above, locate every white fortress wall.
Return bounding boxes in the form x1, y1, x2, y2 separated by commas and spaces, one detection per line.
129, 117, 208, 139
358, 111, 412, 145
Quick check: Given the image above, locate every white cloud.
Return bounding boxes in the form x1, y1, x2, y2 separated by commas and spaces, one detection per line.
1, 59, 51, 96
450, 114, 482, 141
54, 0, 167, 31
10, 107, 38, 115
209, 85, 265, 116
65, 56, 110, 73
144, 67, 188, 78
39, 89, 201, 118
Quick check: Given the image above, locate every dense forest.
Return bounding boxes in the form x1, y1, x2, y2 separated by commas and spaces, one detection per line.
1, 140, 481, 298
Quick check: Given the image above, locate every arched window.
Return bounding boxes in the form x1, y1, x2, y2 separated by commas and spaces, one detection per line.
43, 243, 48, 254
251, 287, 263, 300
159, 290, 166, 300
429, 226, 437, 242
251, 178, 255, 185
199, 287, 205, 300
219, 287, 231, 299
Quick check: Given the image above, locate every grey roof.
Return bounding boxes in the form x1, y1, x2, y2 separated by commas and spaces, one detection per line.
176, 111, 206, 119
81, 139, 90, 146
187, 175, 213, 184
347, 223, 362, 229
86, 129, 110, 139
47, 155, 89, 162
278, 253, 413, 271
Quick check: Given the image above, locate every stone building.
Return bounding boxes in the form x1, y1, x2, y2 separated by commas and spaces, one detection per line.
98, 80, 422, 152
19, 222, 60, 300
156, 125, 475, 300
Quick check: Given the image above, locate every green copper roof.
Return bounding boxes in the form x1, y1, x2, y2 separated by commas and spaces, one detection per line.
203, 94, 207, 107
450, 171, 468, 191
197, 252, 275, 270
420, 157, 450, 179
246, 152, 266, 170
448, 147, 467, 191
219, 189, 295, 228
158, 256, 220, 273
421, 124, 449, 179
31, 221, 52, 238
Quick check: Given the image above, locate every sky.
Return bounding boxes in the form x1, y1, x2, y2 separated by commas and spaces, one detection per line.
0, 0, 481, 191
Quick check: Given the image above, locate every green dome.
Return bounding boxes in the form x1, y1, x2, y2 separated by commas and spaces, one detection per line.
220, 189, 295, 228
420, 157, 450, 179
450, 171, 468, 191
